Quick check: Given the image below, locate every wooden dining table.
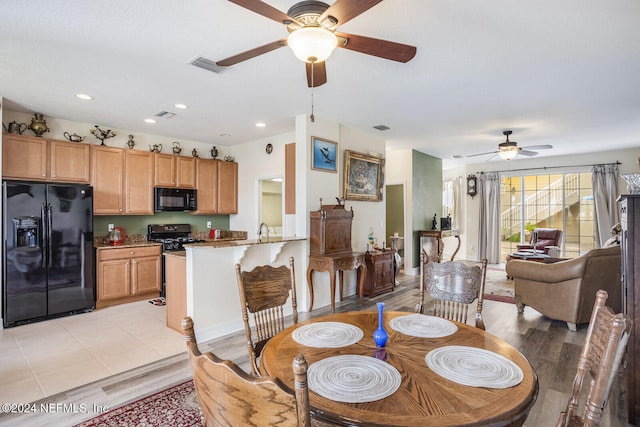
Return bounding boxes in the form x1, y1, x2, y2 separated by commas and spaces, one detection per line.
260, 311, 539, 426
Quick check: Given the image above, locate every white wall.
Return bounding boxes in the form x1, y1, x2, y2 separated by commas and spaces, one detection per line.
443, 148, 640, 261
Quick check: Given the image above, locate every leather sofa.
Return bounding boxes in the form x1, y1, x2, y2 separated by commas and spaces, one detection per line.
505, 245, 621, 331
516, 228, 562, 254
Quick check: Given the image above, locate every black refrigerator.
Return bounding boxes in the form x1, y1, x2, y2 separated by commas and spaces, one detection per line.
2, 181, 94, 328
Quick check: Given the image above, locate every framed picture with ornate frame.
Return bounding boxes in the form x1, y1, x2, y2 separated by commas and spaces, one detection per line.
343, 150, 385, 201
311, 136, 338, 172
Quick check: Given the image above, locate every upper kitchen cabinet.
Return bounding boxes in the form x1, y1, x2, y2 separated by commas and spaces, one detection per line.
218, 160, 238, 214
124, 150, 154, 214
92, 145, 125, 214
193, 158, 219, 214
154, 153, 196, 189
92, 146, 154, 215
2, 134, 90, 183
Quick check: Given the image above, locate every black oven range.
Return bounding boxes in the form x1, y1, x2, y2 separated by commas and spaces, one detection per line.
147, 223, 204, 297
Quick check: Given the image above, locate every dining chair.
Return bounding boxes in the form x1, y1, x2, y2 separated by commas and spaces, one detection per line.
182, 317, 310, 427
557, 290, 632, 427
235, 256, 299, 376
416, 252, 488, 330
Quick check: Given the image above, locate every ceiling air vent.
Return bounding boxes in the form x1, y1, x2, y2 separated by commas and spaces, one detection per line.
154, 111, 176, 119
373, 125, 391, 131
190, 56, 225, 74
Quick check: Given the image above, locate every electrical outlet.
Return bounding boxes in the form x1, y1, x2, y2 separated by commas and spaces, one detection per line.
207, 221, 212, 229
108, 224, 114, 231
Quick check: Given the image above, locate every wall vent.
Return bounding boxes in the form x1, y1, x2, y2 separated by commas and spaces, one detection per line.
373, 125, 391, 131
190, 56, 225, 74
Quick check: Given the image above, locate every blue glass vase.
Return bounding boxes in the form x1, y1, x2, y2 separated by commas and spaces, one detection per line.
373, 302, 388, 347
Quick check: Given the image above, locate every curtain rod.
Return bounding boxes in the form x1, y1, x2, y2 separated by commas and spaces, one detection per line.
475, 160, 621, 175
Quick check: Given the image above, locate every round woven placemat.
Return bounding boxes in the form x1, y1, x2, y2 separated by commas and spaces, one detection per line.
389, 313, 458, 338
426, 345, 524, 388
308, 355, 402, 403
292, 322, 364, 348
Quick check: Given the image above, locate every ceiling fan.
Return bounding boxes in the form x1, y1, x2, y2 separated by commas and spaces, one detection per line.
217, 0, 417, 87
466, 131, 553, 161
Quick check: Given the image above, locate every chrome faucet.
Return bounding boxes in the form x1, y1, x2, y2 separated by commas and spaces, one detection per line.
258, 222, 269, 241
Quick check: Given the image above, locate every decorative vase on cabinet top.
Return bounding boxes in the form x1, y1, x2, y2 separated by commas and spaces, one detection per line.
28, 113, 50, 137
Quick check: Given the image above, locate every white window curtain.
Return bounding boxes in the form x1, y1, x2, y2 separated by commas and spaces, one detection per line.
478, 172, 501, 263
452, 176, 462, 233
592, 164, 619, 247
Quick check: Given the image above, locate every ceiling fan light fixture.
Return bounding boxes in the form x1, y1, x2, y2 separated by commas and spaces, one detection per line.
498, 149, 518, 160
287, 26, 338, 63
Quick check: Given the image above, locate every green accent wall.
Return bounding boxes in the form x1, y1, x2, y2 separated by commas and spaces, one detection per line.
94, 213, 230, 237
411, 150, 442, 267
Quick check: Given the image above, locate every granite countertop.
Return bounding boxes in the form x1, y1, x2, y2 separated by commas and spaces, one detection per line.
94, 234, 161, 249
184, 236, 307, 249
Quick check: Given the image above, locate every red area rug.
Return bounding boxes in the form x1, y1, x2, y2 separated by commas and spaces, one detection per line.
74, 380, 203, 427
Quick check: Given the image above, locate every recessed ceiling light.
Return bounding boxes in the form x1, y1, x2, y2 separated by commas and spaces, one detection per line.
75, 93, 93, 100
174, 103, 188, 109
145, 118, 157, 124
452, 155, 463, 159
256, 122, 266, 128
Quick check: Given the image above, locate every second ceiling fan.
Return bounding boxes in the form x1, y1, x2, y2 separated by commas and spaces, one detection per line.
217, 0, 417, 87
467, 131, 553, 161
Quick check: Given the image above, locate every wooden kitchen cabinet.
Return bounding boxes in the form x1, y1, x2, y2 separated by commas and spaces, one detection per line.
154, 153, 196, 188
193, 157, 219, 214
361, 250, 395, 297
165, 253, 186, 332
124, 149, 154, 214
217, 160, 238, 214
2, 135, 90, 182
92, 145, 125, 214
96, 245, 161, 308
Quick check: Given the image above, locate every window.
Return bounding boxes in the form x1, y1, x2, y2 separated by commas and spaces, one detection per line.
500, 172, 594, 261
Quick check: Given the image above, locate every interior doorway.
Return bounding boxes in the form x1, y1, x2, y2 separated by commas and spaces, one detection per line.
386, 183, 405, 270
259, 177, 283, 237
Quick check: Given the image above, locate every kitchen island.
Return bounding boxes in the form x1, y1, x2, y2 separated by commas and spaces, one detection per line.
173, 237, 308, 341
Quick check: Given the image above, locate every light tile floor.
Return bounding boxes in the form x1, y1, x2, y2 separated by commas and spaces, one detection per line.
0, 300, 183, 404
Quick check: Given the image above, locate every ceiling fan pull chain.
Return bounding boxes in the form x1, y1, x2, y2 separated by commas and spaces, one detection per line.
310, 60, 315, 122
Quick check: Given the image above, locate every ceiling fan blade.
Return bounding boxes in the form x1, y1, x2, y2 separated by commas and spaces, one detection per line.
228, 0, 298, 25
305, 61, 327, 87
336, 32, 416, 63
216, 39, 287, 66
521, 144, 553, 150
486, 153, 500, 162
466, 150, 499, 158
319, 0, 383, 26
518, 150, 539, 157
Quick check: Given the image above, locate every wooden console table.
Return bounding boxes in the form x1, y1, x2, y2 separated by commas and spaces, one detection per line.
307, 253, 366, 313
418, 229, 461, 263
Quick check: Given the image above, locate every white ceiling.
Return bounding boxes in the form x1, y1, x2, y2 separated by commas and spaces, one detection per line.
1, 1, 639, 168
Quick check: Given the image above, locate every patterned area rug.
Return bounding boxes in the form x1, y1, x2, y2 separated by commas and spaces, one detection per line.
74, 381, 203, 427
484, 264, 515, 303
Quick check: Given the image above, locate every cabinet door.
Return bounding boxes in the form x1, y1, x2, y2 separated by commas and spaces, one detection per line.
176, 156, 197, 188
218, 161, 238, 214
2, 134, 47, 180
49, 139, 91, 182
132, 255, 161, 294
154, 153, 176, 187
92, 146, 124, 214
97, 259, 132, 300
194, 158, 218, 213
125, 150, 154, 214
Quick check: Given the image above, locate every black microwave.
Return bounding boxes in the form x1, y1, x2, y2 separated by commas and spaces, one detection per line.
154, 187, 197, 212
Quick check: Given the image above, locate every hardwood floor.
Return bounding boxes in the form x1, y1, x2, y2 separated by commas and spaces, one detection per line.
1, 273, 633, 427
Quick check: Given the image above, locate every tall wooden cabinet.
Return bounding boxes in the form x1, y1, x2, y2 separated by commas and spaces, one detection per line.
217, 160, 238, 214
619, 194, 640, 424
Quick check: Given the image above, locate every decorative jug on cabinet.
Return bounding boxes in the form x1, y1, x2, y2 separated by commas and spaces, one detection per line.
63, 132, 85, 142
210, 146, 218, 159
149, 143, 162, 153
172, 142, 182, 154
3, 121, 27, 134
28, 113, 50, 137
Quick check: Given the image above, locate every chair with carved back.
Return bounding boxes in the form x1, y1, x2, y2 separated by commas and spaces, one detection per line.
416, 253, 488, 330
181, 317, 310, 427
235, 256, 298, 376
557, 289, 632, 427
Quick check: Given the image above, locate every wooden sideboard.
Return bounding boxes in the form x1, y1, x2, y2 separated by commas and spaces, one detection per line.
619, 194, 640, 424
361, 250, 395, 297
418, 229, 461, 263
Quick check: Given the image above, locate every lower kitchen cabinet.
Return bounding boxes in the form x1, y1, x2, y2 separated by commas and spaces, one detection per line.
362, 250, 395, 297
96, 245, 161, 308
165, 253, 186, 332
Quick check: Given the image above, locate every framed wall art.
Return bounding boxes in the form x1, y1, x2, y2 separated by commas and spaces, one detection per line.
311, 136, 338, 172
343, 150, 385, 201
